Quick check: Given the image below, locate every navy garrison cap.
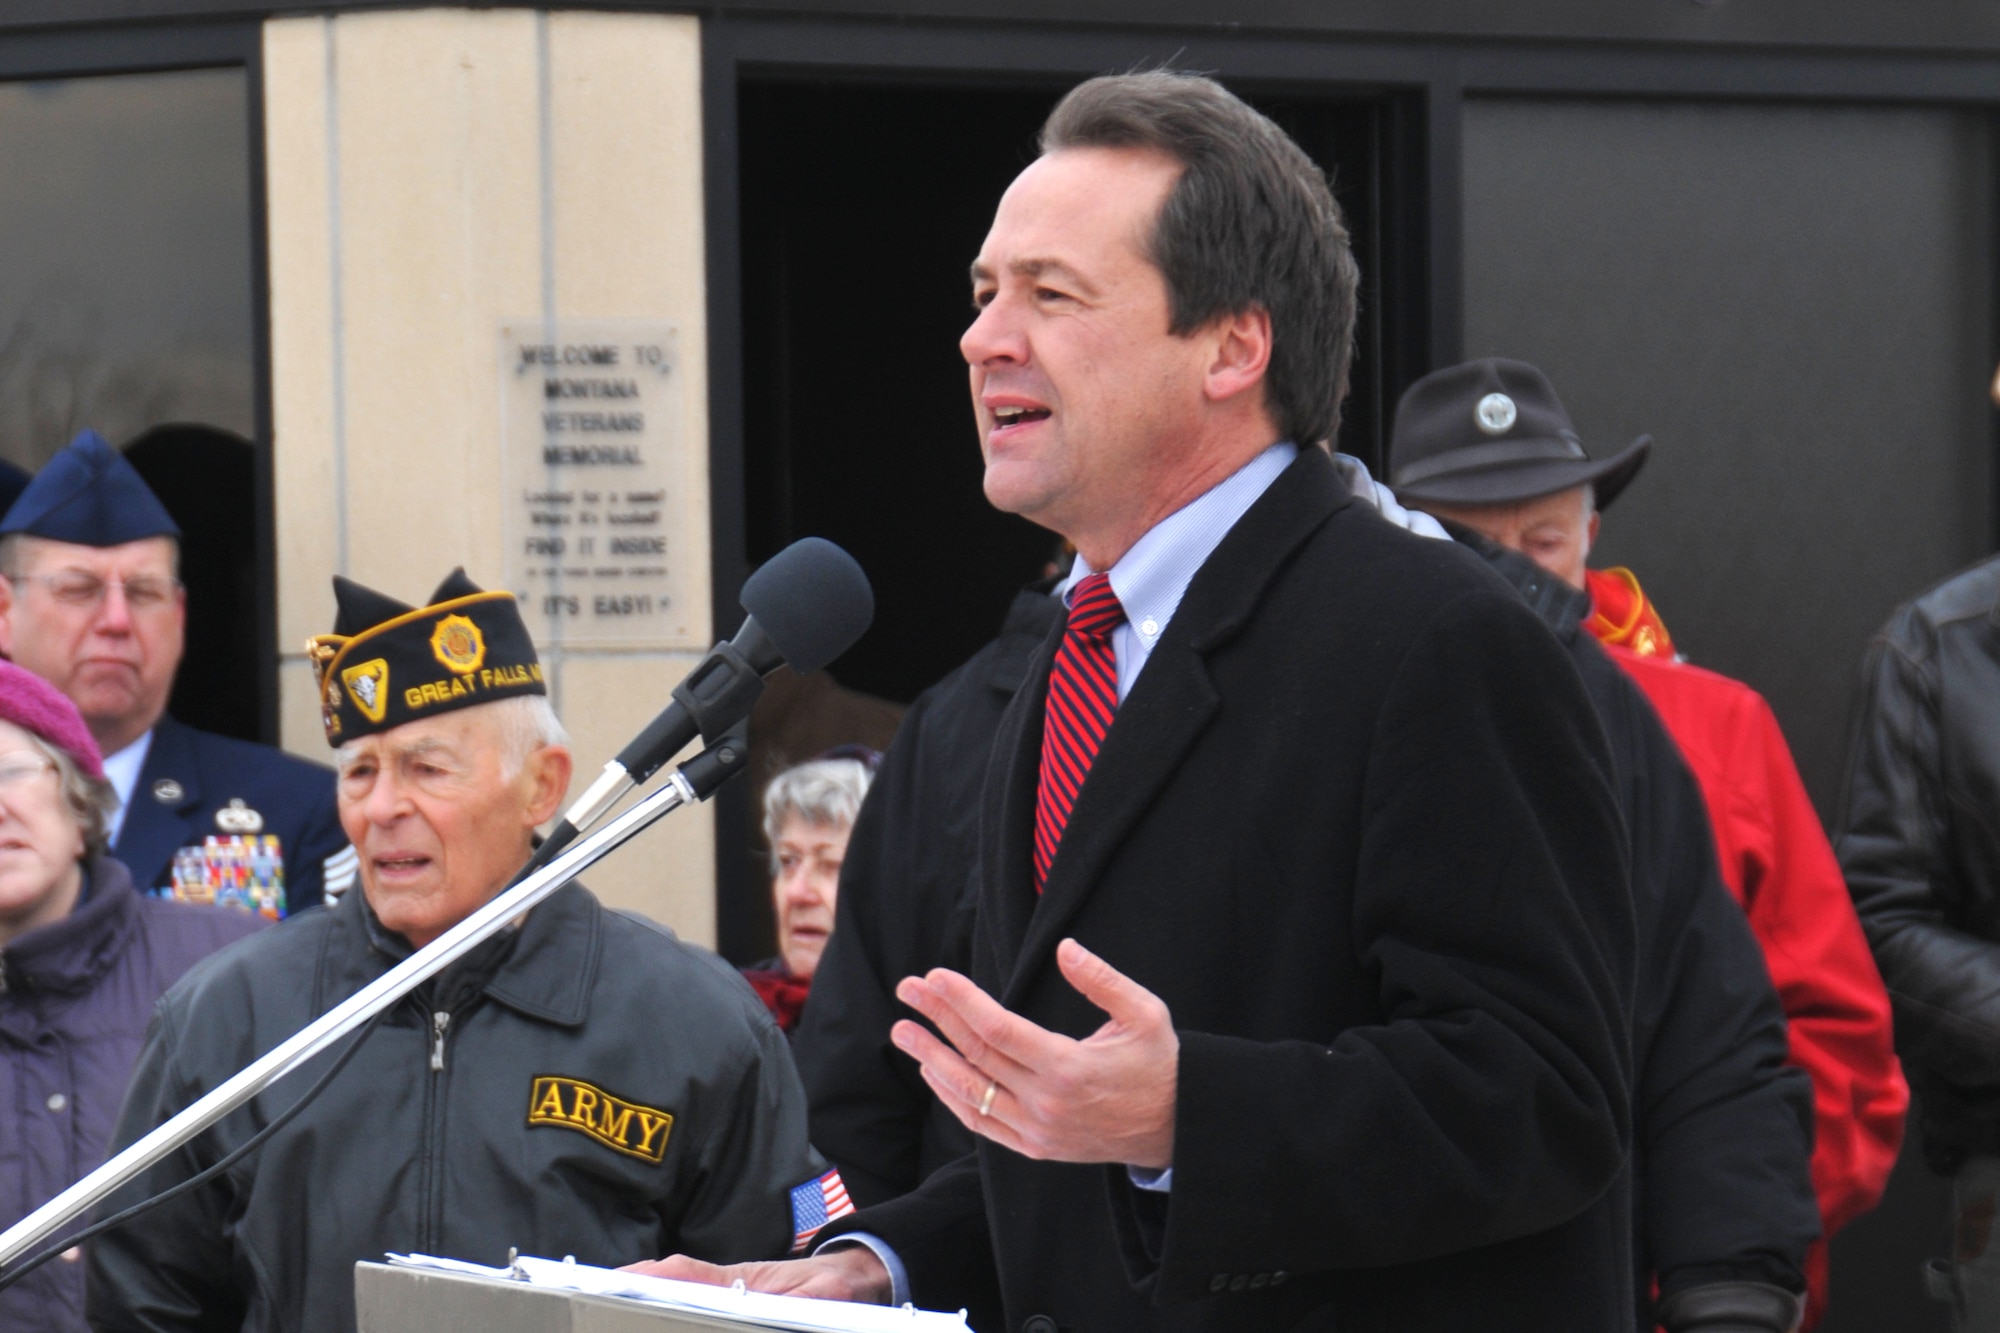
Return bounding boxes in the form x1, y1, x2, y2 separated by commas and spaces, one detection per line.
0, 430, 181, 545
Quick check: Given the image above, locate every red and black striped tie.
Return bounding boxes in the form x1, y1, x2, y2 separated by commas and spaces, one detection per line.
1034, 572, 1126, 893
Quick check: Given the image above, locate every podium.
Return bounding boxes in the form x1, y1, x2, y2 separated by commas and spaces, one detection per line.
355, 1262, 766, 1333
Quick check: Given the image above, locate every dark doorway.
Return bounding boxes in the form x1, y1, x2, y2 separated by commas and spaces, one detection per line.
727, 77, 1412, 960
736, 78, 1411, 703
1252, 93, 1423, 480
125, 423, 259, 743
738, 80, 1062, 706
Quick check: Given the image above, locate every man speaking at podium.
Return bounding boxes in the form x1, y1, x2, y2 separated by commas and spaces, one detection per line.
635, 72, 1638, 1329
88, 571, 841, 1333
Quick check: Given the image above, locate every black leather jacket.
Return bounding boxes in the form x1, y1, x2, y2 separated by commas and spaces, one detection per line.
1838, 552, 2000, 1171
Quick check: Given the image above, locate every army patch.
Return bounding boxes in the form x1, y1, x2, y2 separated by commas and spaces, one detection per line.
341, 658, 390, 724
430, 614, 486, 675
527, 1076, 674, 1163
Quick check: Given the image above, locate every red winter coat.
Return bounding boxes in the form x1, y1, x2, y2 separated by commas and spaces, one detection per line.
1599, 631, 1906, 1327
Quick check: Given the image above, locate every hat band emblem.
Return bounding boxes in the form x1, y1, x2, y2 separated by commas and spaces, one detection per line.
1395, 436, 1593, 486
1475, 393, 1517, 435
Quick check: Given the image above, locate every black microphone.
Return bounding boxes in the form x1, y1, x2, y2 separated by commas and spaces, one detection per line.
525, 538, 873, 871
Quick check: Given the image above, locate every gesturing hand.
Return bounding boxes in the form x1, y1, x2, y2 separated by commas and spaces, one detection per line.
890, 937, 1178, 1169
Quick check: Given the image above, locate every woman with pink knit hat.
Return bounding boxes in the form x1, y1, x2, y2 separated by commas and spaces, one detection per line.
0, 661, 261, 1333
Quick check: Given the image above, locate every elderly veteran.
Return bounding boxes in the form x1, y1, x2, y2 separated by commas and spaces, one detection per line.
0, 661, 260, 1333
87, 569, 846, 1333
0, 430, 349, 909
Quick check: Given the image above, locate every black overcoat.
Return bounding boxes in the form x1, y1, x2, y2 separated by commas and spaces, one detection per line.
795, 582, 1061, 1210
1451, 528, 1817, 1320
826, 448, 1639, 1331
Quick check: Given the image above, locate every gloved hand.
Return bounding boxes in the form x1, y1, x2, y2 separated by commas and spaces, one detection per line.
1657, 1281, 1804, 1333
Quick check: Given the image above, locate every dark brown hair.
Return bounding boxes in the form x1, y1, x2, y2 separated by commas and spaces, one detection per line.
1040, 71, 1360, 447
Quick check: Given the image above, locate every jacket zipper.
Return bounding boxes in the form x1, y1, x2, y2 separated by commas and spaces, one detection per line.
421, 1005, 456, 1252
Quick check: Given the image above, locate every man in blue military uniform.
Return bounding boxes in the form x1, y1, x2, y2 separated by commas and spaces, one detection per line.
0, 430, 349, 910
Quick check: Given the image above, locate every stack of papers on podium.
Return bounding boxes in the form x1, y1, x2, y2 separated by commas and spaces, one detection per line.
384, 1253, 969, 1332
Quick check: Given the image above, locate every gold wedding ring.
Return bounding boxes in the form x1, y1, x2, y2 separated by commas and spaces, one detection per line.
978, 1080, 998, 1117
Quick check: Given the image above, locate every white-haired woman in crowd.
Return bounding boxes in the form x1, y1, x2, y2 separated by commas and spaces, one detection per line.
740, 747, 877, 1034
0, 661, 260, 1332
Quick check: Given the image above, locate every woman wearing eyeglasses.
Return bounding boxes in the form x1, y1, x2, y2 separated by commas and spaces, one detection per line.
0, 660, 261, 1333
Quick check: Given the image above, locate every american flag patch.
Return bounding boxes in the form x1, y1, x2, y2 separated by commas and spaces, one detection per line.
788, 1168, 855, 1254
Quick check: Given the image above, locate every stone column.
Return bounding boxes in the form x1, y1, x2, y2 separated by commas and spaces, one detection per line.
263, 8, 717, 941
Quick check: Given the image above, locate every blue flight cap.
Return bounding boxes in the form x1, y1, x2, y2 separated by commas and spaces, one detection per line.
0, 430, 180, 546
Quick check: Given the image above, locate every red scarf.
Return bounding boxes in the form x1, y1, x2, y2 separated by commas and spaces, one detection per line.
1584, 567, 1675, 659
741, 964, 811, 1033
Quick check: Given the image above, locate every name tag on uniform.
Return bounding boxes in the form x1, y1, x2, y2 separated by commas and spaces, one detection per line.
527, 1076, 674, 1163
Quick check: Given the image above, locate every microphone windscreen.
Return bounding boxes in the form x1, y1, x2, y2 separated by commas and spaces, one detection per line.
739, 537, 874, 676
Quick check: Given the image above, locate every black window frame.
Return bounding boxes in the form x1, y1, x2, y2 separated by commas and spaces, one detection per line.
0, 19, 276, 743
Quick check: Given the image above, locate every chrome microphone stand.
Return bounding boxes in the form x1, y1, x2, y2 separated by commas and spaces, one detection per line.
0, 738, 744, 1274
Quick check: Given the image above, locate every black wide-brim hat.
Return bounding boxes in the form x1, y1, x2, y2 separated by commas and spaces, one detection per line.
1388, 358, 1651, 511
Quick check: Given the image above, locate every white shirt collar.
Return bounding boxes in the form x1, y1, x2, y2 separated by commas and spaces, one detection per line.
1061, 440, 1299, 647
101, 727, 155, 845
1332, 453, 1452, 541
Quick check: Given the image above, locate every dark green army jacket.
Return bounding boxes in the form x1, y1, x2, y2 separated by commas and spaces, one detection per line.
86, 881, 827, 1333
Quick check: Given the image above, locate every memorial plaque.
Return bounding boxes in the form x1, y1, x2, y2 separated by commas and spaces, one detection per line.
502, 322, 699, 650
